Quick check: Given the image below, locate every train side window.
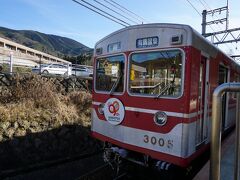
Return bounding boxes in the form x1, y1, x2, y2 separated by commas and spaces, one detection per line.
95, 55, 125, 93
129, 50, 183, 97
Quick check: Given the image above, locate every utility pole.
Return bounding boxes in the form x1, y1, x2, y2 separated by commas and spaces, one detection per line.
202, 10, 207, 35
201, 0, 240, 59
9, 52, 13, 74
39, 56, 42, 75
201, 0, 229, 36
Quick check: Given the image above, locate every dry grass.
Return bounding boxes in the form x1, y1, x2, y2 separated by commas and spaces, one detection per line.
10, 74, 58, 108
0, 74, 92, 127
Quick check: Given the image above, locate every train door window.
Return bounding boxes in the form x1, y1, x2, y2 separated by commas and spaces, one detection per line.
196, 57, 208, 146
218, 65, 229, 131
95, 55, 125, 93
219, 65, 228, 84
231, 73, 239, 99
129, 49, 183, 98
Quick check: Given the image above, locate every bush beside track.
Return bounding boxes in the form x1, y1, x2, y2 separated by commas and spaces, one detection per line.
0, 74, 101, 173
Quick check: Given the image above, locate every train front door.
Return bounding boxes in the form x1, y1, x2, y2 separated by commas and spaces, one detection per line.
196, 56, 209, 146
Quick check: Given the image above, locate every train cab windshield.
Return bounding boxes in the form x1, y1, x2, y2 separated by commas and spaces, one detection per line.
129, 50, 183, 98
95, 55, 125, 93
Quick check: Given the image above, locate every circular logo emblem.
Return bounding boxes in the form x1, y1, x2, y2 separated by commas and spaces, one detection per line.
104, 98, 125, 125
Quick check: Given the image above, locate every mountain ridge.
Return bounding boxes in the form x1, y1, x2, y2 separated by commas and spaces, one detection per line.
0, 26, 93, 58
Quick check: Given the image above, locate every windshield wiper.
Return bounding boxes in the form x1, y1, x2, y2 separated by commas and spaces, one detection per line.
110, 73, 122, 95
155, 81, 175, 99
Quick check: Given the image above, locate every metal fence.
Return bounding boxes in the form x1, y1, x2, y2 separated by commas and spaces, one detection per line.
0, 73, 92, 92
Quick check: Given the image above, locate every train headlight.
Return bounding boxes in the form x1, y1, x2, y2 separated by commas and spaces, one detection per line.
154, 111, 167, 126
98, 103, 105, 115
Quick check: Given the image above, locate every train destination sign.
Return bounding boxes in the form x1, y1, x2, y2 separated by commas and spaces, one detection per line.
136, 36, 159, 48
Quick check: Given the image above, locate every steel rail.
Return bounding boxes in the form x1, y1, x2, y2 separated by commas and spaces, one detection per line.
0, 150, 102, 179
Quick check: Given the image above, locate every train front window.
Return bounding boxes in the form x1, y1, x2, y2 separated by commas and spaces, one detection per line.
95, 55, 125, 93
129, 50, 183, 97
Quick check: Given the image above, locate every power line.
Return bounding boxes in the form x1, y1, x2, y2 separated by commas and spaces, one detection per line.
198, 0, 207, 9
103, 0, 143, 24
199, 0, 240, 54
185, 0, 228, 48
107, 0, 147, 23
198, 1, 240, 57
93, 0, 139, 24
184, 0, 217, 34
198, 0, 211, 10
72, 0, 129, 27
197, 1, 226, 35
80, 0, 131, 26
185, 0, 233, 52
185, 0, 202, 16
198, 0, 227, 31
202, 0, 213, 10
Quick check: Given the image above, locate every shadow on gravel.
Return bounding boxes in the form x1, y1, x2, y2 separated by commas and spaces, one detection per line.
0, 124, 102, 179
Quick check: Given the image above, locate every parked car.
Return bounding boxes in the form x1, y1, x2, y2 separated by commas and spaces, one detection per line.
32, 64, 72, 76
71, 66, 93, 77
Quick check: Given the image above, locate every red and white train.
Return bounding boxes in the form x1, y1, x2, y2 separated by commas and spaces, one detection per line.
91, 23, 240, 171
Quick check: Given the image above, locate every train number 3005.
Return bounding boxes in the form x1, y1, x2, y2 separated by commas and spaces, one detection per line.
143, 135, 173, 149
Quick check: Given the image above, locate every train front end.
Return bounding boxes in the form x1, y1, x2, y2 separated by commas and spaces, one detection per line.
91, 23, 198, 169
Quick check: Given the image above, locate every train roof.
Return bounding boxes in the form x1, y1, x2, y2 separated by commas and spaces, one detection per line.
95, 23, 239, 68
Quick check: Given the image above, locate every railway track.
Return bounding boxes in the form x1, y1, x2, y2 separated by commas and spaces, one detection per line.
0, 150, 102, 179
3, 130, 233, 179
76, 158, 133, 180
76, 163, 113, 180
75, 150, 210, 180
80, 130, 233, 180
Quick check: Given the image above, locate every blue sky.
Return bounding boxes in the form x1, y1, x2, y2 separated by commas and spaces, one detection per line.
0, 0, 239, 55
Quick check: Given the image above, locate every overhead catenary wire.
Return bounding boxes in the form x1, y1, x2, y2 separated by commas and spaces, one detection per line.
185, 0, 219, 37
93, 0, 139, 25
72, 0, 129, 27
184, 0, 233, 52
197, 0, 227, 32
196, 0, 240, 54
107, 0, 147, 23
79, 0, 131, 26
198, 0, 210, 10
201, 0, 212, 10
103, 0, 144, 24
185, 0, 202, 16
196, 0, 226, 33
